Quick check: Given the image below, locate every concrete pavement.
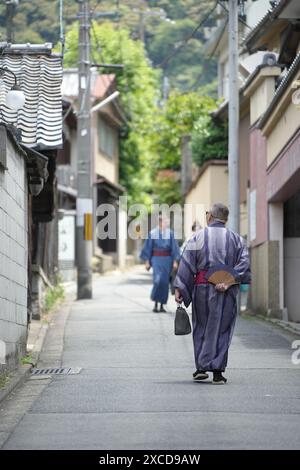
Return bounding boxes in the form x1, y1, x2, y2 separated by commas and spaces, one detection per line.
1, 267, 300, 450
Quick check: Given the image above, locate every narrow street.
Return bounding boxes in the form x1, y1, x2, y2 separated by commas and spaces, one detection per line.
1, 267, 300, 450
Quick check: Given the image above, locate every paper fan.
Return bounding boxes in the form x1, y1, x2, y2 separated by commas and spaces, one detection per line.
205, 264, 240, 287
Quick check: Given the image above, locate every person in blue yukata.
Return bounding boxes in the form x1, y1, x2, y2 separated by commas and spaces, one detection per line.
141, 215, 180, 312
174, 203, 251, 384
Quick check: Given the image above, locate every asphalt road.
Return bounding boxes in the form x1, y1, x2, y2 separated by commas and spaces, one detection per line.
1, 267, 300, 450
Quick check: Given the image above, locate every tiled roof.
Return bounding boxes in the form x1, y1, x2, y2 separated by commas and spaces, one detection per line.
95, 175, 125, 195
2, 123, 49, 181
93, 74, 115, 99
62, 69, 115, 101
0, 51, 63, 149
212, 61, 280, 120
244, 0, 291, 52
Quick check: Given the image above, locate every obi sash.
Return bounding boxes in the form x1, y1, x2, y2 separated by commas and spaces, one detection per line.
195, 270, 208, 285
152, 250, 171, 257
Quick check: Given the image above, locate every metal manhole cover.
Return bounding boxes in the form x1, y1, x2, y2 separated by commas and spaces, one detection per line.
31, 367, 82, 376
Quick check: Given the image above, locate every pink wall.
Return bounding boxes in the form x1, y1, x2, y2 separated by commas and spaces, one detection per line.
250, 127, 268, 246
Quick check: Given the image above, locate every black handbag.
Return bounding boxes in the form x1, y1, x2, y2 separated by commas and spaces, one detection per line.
174, 303, 192, 335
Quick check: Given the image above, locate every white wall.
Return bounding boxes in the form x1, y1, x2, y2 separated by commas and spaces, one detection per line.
184, 163, 228, 240
245, 0, 271, 28
58, 211, 76, 281
0, 135, 28, 369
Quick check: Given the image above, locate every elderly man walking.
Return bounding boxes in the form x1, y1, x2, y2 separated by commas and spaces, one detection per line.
174, 203, 251, 384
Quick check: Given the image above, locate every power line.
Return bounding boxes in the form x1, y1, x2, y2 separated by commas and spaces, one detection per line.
188, 17, 228, 93
156, 1, 218, 69
90, 0, 103, 19
89, 2, 220, 103
90, 20, 114, 91
217, 0, 252, 31
91, 20, 105, 63
187, 0, 252, 94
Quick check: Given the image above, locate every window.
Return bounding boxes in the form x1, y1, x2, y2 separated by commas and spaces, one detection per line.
284, 190, 300, 237
98, 117, 117, 159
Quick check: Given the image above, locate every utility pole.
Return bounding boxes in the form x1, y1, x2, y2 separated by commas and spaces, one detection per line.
181, 135, 193, 196
77, 0, 93, 299
6, 0, 18, 43
228, 0, 240, 233
163, 75, 170, 102
139, 10, 146, 43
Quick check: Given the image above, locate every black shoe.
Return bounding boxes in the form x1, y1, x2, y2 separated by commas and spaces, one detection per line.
212, 371, 227, 384
153, 306, 159, 312
160, 305, 167, 312
193, 370, 209, 381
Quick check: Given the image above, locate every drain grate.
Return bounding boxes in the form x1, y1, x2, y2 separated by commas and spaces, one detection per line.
31, 367, 82, 376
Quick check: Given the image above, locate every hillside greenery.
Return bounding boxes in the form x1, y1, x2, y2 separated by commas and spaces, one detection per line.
0, 0, 217, 93
0, 0, 228, 206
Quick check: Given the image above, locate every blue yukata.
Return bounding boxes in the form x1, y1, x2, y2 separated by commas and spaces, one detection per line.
141, 228, 180, 305
174, 222, 251, 372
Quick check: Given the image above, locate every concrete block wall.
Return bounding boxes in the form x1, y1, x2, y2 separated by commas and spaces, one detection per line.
0, 136, 28, 373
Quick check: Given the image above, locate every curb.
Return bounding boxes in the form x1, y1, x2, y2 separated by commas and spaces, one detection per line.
0, 294, 73, 406
30, 323, 49, 367
0, 364, 32, 405
0, 320, 49, 406
260, 317, 300, 337
242, 311, 300, 338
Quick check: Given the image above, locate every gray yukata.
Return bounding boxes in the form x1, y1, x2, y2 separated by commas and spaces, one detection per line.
174, 222, 251, 372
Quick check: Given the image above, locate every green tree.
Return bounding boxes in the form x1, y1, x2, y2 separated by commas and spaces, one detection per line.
147, 0, 216, 20
150, 90, 219, 204
192, 115, 228, 167
0, 0, 61, 44
152, 91, 217, 171
152, 173, 181, 206
63, 21, 160, 206
146, 16, 217, 91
